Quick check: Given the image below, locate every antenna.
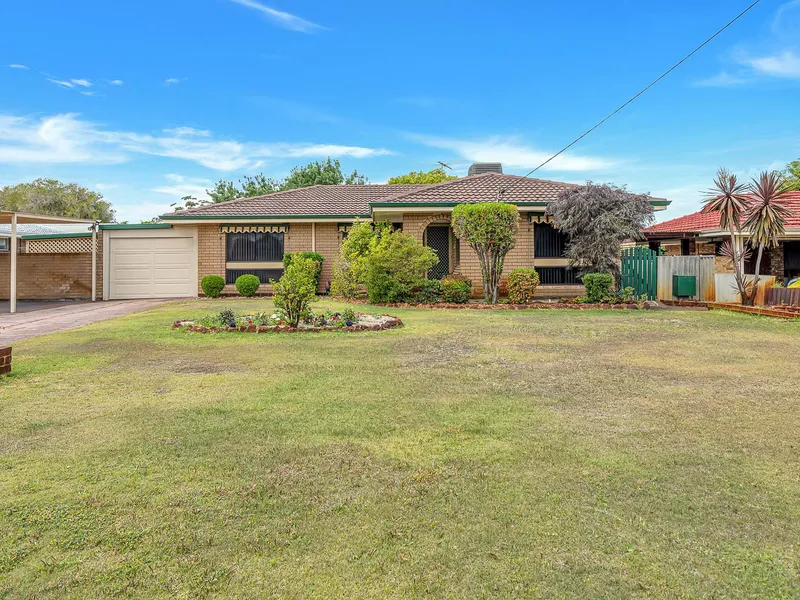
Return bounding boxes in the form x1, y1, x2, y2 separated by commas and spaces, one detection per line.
437, 161, 453, 171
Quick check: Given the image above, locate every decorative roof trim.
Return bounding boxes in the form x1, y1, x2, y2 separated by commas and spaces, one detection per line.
220, 224, 288, 233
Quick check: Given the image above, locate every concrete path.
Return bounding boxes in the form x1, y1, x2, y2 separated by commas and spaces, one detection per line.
0, 300, 169, 344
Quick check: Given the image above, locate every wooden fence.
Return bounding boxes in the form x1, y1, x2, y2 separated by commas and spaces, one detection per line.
657, 256, 715, 302
766, 287, 800, 307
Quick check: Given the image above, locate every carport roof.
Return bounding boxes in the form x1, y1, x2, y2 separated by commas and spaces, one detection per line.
0, 211, 95, 225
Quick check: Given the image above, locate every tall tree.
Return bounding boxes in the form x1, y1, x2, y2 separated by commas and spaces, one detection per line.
701, 168, 750, 301
741, 170, 792, 305
547, 182, 654, 279
204, 158, 365, 204
784, 159, 800, 191
388, 168, 457, 184
283, 158, 367, 189
0, 178, 115, 221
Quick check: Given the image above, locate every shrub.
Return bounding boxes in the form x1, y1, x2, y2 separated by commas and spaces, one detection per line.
330, 219, 380, 299
365, 271, 412, 304
507, 268, 540, 304
413, 279, 442, 304
441, 276, 472, 303
235, 274, 260, 297
582, 273, 615, 303
284, 252, 324, 288
364, 229, 439, 303
270, 256, 318, 326
201, 274, 225, 298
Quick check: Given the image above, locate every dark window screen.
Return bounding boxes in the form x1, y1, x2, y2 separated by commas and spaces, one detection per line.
534, 222, 569, 258
537, 267, 582, 285
226, 268, 283, 285
226, 232, 284, 262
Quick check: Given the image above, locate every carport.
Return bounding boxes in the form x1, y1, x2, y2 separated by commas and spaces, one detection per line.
1, 212, 98, 313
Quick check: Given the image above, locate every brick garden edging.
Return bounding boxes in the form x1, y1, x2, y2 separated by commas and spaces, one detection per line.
333, 298, 649, 311
0, 346, 11, 376
172, 316, 403, 334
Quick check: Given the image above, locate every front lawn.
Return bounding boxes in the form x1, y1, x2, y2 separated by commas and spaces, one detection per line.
2, 300, 800, 597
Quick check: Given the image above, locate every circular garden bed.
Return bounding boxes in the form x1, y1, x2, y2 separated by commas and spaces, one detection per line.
173, 310, 402, 334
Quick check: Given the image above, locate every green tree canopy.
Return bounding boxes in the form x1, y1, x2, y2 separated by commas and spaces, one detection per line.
387, 168, 457, 184
204, 158, 367, 204
0, 178, 115, 222
784, 159, 800, 191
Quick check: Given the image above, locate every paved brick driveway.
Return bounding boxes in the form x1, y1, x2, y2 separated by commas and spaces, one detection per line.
0, 300, 169, 343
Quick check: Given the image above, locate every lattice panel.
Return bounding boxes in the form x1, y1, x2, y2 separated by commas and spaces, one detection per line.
25, 237, 95, 254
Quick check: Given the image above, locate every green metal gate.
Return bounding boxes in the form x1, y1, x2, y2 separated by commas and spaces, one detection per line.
621, 246, 658, 300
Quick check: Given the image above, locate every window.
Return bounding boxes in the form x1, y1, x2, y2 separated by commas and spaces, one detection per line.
0, 238, 8, 252
534, 222, 569, 258
537, 267, 582, 285
226, 268, 284, 285
226, 232, 284, 262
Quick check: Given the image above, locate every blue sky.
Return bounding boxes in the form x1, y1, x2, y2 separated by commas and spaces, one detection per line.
0, 0, 798, 222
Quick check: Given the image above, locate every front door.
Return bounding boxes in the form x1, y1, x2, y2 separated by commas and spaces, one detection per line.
425, 225, 450, 280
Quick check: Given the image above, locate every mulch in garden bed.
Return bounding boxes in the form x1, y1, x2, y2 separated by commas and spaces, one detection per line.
173, 315, 403, 333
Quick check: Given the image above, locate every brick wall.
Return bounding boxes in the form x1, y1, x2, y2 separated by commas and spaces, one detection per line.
0, 233, 102, 300
770, 241, 785, 280
696, 242, 717, 255
0, 346, 11, 376
196, 223, 341, 295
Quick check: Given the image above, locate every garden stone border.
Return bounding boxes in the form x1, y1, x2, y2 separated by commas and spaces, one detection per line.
334, 298, 650, 311
173, 316, 403, 333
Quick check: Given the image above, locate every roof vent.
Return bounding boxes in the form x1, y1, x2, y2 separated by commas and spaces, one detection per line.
468, 162, 503, 176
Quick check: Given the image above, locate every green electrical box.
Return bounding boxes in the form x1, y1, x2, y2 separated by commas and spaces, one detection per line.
673, 274, 697, 297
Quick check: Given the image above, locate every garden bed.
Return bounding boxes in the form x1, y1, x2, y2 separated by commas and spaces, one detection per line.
173, 313, 402, 333
335, 298, 652, 310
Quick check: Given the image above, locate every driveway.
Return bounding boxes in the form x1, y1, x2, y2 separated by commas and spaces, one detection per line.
0, 300, 169, 343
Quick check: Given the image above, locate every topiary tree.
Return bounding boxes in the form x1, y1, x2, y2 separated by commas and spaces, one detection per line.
547, 182, 654, 280
271, 256, 318, 326
200, 274, 226, 298
451, 202, 518, 304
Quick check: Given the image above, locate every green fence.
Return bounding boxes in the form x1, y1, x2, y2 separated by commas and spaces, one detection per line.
621, 246, 658, 300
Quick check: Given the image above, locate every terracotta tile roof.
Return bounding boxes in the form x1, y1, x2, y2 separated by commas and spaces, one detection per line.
645, 191, 800, 234
372, 172, 581, 205
170, 184, 430, 217
165, 173, 669, 219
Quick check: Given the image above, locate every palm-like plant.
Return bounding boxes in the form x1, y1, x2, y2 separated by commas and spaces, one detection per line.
702, 168, 750, 300
741, 171, 792, 304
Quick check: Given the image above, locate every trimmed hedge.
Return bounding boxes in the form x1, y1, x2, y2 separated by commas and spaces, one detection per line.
235, 274, 261, 297
507, 268, 540, 304
200, 274, 226, 298
582, 273, 615, 303
441, 276, 471, 303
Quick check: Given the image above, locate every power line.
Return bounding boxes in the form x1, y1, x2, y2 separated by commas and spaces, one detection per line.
499, 0, 762, 199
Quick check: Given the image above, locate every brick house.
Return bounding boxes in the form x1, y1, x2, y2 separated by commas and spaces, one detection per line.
643, 191, 800, 283
159, 166, 670, 298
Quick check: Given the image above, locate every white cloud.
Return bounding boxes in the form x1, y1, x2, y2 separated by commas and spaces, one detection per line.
152, 174, 213, 201
410, 134, 615, 172
95, 183, 119, 191
80, 91, 97, 97
745, 50, 800, 79
109, 79, 123, 86
48, 78, 74, 88
227, 0, 325, 33
693, 71, 749, 87
71, 78, 91, 87
0, 113, 392, 170
165, 77, 182, 85
9, 64, 28, 70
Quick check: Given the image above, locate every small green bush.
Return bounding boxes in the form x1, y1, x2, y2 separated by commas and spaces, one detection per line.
201, 274, 225, 298
441, 276, 471, 303
365, 271, 411, 304
235, 274, 261, 297
271, 256, 318, 326
283, 252, 324, 288
507, 268, 540, 304
582, 273, 615, 303
413, 279, 442, 304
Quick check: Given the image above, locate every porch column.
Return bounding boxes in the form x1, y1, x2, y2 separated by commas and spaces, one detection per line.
91, 222, 98, 302
9, 213, 17, 313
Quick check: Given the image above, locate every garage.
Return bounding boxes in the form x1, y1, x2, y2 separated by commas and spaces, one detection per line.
103, 226, 197, 300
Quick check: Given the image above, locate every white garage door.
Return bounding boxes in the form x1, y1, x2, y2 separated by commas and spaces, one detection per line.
109, 233, 196, 299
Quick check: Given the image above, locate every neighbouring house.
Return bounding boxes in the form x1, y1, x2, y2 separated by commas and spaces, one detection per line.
155, 164, 670, 298
643, 191, 800, 283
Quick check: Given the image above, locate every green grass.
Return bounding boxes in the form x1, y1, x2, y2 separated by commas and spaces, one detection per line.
2, 299, 800, 598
